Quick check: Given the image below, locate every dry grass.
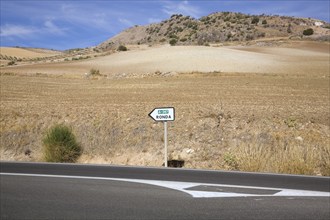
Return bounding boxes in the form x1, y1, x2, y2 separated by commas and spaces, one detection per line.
221, 130, 330, 175
0, 71, 329, 175
0, 41, 329, 175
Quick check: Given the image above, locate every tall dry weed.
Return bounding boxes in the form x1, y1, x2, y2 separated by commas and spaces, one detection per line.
222, 136, 328, 175
320, 144, 330, 176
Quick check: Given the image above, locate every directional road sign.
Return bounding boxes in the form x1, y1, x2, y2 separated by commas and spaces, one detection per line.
148, 107, 175, 167
148, 107, 175, 122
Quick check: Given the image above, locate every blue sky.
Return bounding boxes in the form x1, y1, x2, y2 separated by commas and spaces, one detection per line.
1, 0, 329, 50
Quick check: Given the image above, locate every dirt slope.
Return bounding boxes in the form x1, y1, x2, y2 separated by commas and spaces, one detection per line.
1, 41, 329, 76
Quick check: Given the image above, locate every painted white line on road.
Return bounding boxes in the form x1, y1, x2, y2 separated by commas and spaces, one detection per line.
1, 172, 329, 198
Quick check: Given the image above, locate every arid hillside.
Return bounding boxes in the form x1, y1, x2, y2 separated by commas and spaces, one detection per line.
98, 12, 330, 50
1, 12, 329, 70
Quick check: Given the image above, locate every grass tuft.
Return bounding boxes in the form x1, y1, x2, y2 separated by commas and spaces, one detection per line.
43, 124, 82, 163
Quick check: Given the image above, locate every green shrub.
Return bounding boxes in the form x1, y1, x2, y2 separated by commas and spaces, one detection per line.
223, 152, 239, 170
303, 28, 314, 36
251, 17, 259, 24
43, 124, 82, 163
7, 61, 16, 66
287, 24, 292, 33
169, 38, 177, 46
117, 45, 128, 51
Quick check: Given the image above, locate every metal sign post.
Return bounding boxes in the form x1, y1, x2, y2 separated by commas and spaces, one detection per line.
164, 121, 168, 167
149, 107, 175, 168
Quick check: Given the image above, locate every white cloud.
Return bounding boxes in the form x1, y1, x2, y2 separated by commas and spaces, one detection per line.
59, 3, 119, 33
118, 18, 135, 27
44, 19, 67, 35
0, 20, 68, 39
161, 0, 202, 18
0, 24, 37, 37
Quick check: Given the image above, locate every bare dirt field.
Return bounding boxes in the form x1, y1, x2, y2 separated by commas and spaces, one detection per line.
1, 41, 329, 76
0, 47, 62, 59
0, 41, 329, 175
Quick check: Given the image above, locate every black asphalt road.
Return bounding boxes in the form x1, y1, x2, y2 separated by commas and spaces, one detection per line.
1, 162, 329, 219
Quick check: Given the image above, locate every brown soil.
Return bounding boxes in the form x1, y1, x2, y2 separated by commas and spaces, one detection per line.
0, 41, 329, 175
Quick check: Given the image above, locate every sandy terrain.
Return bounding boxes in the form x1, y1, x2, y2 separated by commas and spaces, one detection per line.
1, 41, 329, 76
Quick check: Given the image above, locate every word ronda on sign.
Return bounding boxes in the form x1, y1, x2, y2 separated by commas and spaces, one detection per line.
148, 107, 175, 122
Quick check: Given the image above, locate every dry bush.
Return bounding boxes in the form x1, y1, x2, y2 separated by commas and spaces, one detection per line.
89, 68, 101, 76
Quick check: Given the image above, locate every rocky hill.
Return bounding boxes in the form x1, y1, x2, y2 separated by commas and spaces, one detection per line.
98, 12, 330, 50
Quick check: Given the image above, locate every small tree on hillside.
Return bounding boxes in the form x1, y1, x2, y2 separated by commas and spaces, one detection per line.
251, 17, 259, 24
117, 45, 128, 51
303, 28, 314, 36
169, 38, 177, 46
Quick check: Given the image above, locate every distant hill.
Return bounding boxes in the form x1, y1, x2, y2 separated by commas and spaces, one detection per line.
0, 47, 64, 66
98, 12, 330, 50
1, 12, 329, 68
0, 47, 62, 59
0, 46, 97, 67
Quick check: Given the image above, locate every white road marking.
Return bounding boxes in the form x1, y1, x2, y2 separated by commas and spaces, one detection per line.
1, 172, 329, 198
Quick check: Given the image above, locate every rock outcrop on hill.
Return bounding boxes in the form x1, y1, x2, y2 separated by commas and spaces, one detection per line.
98, 12, 330, 50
